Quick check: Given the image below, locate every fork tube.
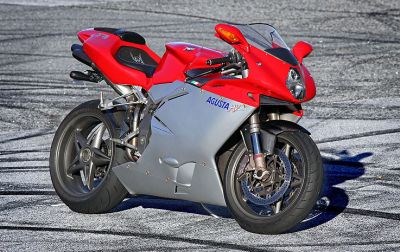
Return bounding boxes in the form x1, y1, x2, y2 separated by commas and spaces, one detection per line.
251, 132, 262, 154
249, 113, 267, 173
249, 113, 261, 154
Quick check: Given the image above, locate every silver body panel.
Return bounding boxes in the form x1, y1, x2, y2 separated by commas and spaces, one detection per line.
113, 81, 256, 206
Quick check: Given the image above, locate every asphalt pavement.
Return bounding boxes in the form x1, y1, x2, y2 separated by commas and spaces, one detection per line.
0, 0, 399, 251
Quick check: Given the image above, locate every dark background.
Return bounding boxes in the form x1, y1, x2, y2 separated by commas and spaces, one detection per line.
0, 0, 399, 251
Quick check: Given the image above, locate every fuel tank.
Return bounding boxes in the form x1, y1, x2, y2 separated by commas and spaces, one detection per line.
150, 42, 226, 85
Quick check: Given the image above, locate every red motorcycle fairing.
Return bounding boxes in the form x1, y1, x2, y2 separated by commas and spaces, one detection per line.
202, 44, 316, 107
200, 23, 316, 107
75, 24, 315, 108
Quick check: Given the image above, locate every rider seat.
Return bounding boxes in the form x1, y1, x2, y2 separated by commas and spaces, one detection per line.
94, 27, 158, 77
94, 27, 146, 44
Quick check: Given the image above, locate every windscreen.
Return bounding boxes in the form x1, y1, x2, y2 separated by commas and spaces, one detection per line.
232, 23, 289, 50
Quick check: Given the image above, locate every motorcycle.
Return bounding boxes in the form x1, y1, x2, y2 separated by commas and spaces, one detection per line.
50, 23, 323, 234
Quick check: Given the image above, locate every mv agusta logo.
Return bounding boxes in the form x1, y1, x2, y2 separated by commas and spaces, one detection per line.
206, 96, 230, 110
129, 52, 145, 64
206, 96, 246, 112
92, 33, 109, 40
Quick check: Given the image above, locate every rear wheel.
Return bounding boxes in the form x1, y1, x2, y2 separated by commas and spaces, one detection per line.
50, 100, 128, 213
224, 131, 323, 234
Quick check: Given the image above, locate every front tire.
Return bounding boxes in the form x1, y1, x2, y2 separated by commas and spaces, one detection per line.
50, 100, 128, 213
224, 131, 323, 234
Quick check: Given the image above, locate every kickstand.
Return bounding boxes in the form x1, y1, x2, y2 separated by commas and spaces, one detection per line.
200, 203, 220, 218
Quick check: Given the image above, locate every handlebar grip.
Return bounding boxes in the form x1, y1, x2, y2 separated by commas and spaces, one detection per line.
206, 56, 231, 65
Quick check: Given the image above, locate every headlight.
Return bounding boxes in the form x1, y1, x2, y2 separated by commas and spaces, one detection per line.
286, 68, 305, 100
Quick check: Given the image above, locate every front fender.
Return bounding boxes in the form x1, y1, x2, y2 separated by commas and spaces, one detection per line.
258, 120, 310, 154
240, 119, 310, 156
261, 120, 310, 136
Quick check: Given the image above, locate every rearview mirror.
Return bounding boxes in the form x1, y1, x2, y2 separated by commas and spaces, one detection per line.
292, 41, 313, 64
215, 24, 249, 49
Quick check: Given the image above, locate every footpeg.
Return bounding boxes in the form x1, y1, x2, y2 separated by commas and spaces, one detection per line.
70, 70, 102, 83
110, 138, 137, 150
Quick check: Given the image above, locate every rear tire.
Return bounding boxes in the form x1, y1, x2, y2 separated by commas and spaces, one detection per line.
50, 100, 128, 213
224, 131, 323, 234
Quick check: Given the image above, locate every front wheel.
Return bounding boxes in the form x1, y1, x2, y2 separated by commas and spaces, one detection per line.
224, 131, 323, 234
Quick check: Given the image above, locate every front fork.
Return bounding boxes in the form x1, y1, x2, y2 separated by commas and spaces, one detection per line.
249, 114, 267, 178
246, 113, 276, 179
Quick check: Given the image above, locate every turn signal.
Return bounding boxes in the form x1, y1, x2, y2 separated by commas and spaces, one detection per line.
217, 27, 240, 44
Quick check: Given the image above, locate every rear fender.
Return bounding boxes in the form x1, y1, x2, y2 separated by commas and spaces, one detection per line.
69, 100, 129, 141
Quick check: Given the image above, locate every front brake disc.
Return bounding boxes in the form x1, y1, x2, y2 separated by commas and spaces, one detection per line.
240, 150, 292, 206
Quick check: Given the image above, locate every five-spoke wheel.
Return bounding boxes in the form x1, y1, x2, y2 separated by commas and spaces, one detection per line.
67, 124, 111, 191
50, 100, 127, 213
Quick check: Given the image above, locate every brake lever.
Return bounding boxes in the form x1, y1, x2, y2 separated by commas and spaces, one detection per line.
222, 63, 242, 71
221, 63, 243, 75
185, 65, 224, 81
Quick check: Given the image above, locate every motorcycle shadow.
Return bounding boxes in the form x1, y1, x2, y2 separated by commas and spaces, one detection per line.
291, 149, 372, 232
112, 150, 372, 232
112, 195, 231, 218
